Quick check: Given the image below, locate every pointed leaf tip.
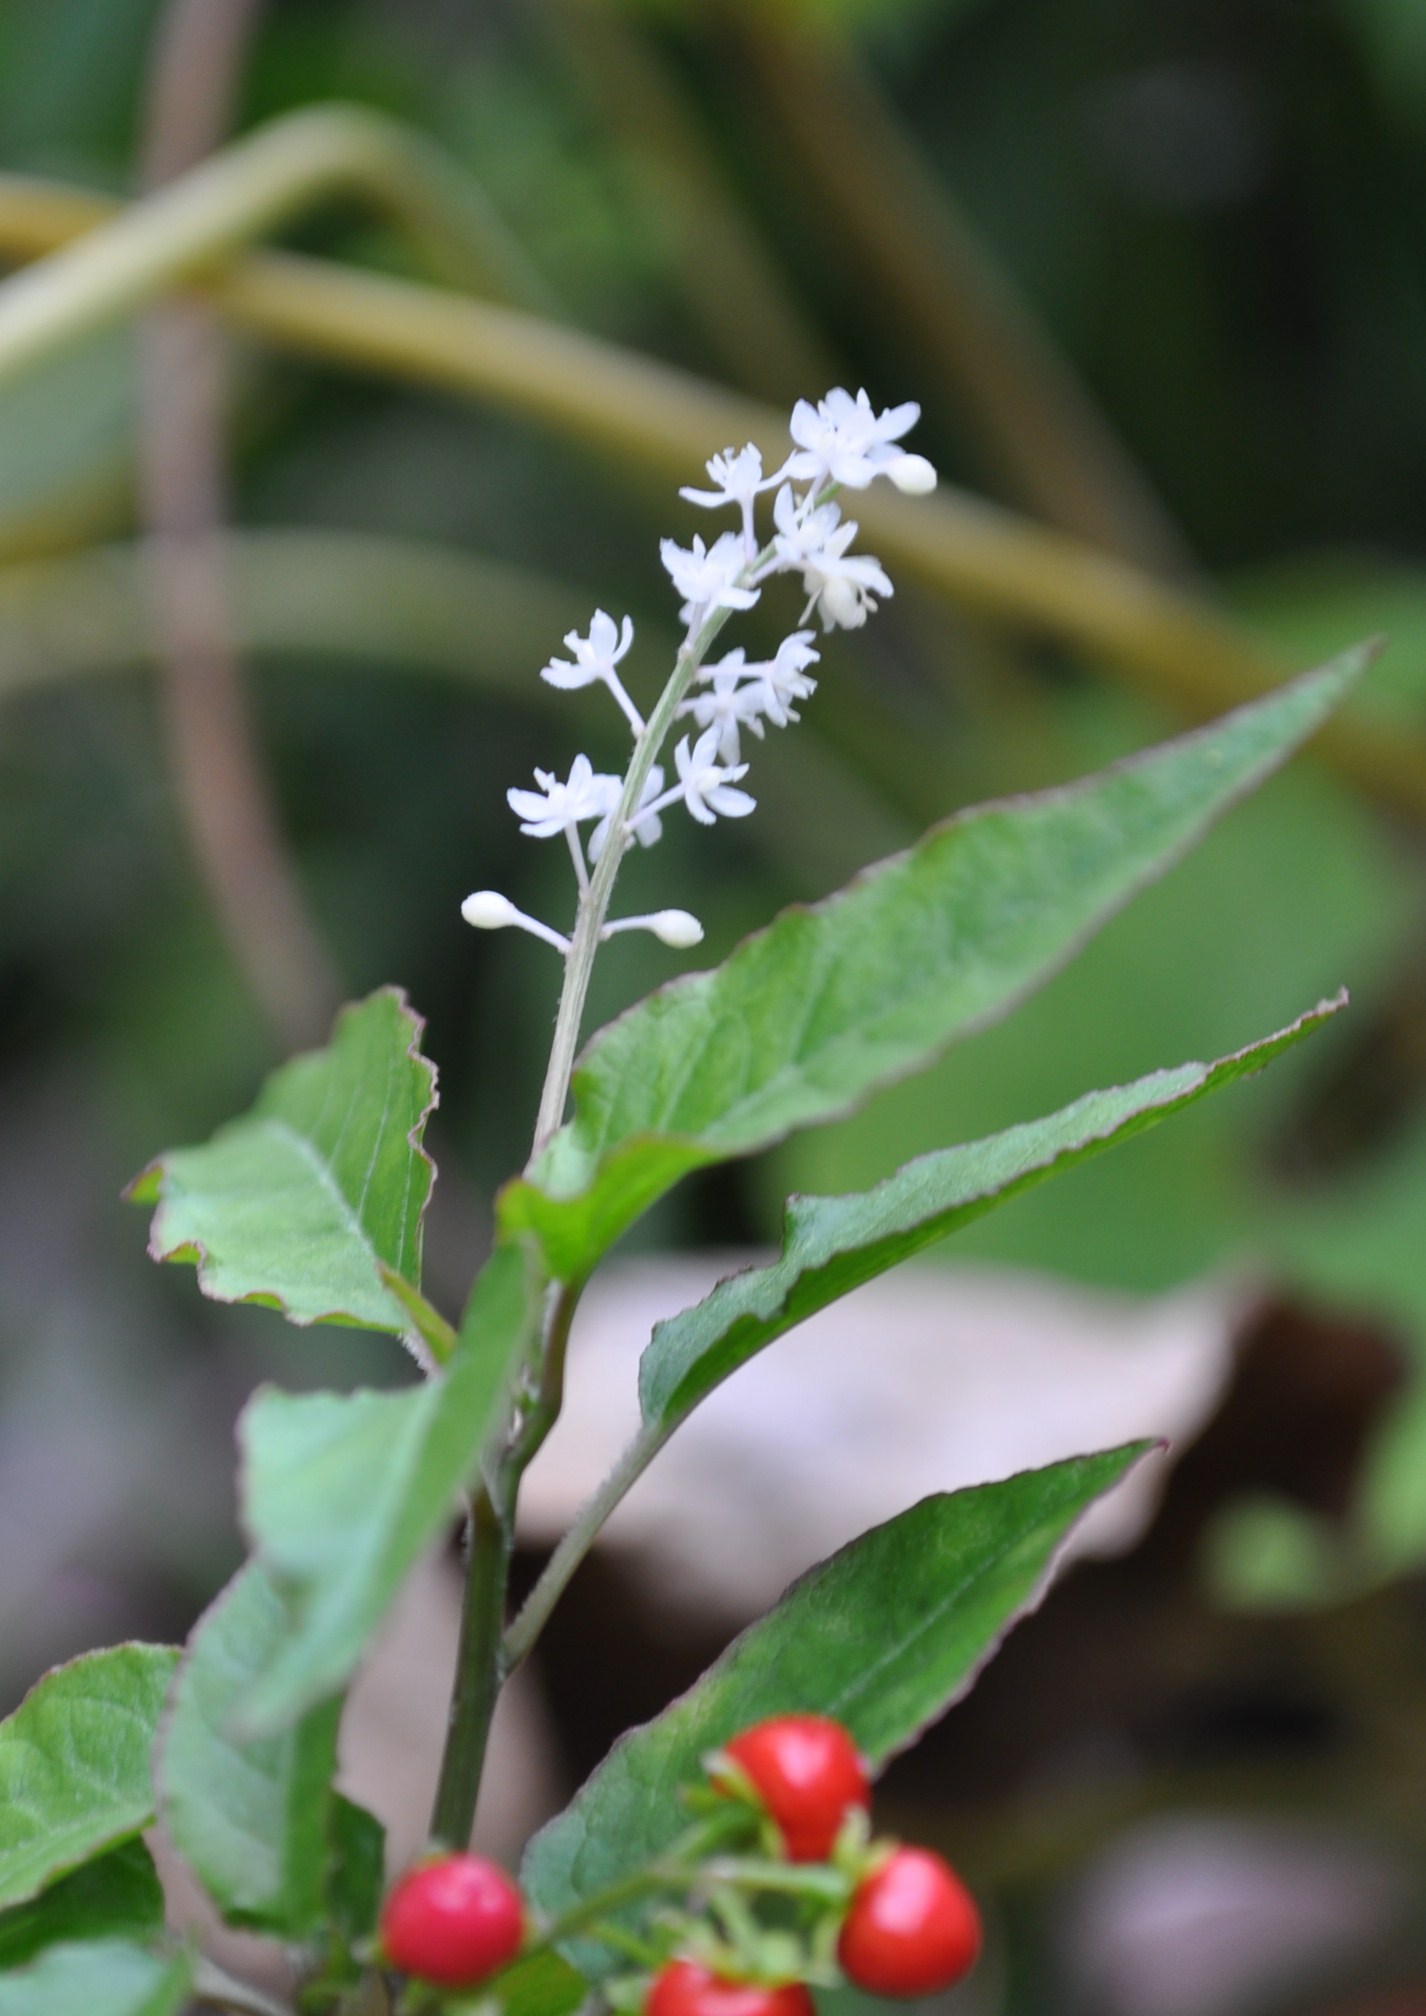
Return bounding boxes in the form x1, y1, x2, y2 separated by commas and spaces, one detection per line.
503, 653, 1369, 1280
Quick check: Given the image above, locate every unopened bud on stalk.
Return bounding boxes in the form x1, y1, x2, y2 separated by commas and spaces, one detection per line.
461, 891, 520, 929
887, 453, 937, 495
601, 908, 706, 947
649, 909, 705, 948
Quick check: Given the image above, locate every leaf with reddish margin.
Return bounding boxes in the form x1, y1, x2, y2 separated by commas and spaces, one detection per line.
129, 988, 437, 1337
0, 1646, 177, 1913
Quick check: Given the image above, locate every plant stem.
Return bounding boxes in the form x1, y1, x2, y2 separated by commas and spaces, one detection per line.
429, 1486, 512, 1848
507, 1810, 752, 1967
532, 565, 779, 1152
504, 1425, 662, 1671
437, 561, 779, 1839
531, 641, 698, 1151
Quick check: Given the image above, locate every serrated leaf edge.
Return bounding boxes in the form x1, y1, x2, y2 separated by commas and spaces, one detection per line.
126, 987, 438, 1333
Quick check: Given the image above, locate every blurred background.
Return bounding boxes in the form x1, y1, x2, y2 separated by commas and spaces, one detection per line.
2, 0, 1426, 2010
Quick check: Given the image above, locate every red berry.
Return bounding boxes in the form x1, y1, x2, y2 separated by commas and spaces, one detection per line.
379, 1853, 525, 1987
837, 1847, 981, 1998
716, 1716, 869, 1862
645, 1958, 815, 2016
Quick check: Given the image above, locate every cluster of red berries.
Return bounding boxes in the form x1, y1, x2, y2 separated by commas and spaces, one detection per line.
376, 1715, 980, 2006
701, 1715, 981, 2003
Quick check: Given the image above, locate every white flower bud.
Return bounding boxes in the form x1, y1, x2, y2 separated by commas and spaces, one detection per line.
887, 453, 937, 495
649, 909, 705, 948
461, 890, 520, 930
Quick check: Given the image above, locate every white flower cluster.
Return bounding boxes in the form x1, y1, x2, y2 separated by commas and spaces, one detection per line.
462, 388, 933, 956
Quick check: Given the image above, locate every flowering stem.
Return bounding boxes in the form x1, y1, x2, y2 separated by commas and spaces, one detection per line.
529, 583, 769, 1155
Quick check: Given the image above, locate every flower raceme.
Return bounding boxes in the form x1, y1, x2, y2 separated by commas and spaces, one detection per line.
461, 388, 933, 960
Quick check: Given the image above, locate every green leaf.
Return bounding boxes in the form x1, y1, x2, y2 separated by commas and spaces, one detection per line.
483, 1950, 590, 2016
326, 1793, 386, 1945
158, 1563, 340, 1935
640, 998, 1343, 1432
236, 1243, 541, 1734
0, 1844, 163, 1971
522, 1446, 1147, 1959
129, 988, 437, 1336
500, 651, 1369, 1281
0, 1646, 178, 1911
0, 1940, 190, 2016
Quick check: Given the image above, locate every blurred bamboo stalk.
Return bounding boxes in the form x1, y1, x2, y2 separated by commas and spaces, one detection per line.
0, 102, 547, 383
0, 159, 1420, 821
538, 0, 837, 400
0, 533, 595, 699
140, 0, 340, 1051
0, 531, 941, 853
727, 7, 1195, 580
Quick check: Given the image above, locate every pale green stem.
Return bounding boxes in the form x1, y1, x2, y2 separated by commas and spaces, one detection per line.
501, 1809, 753, 1967
504, 1423, 665, 1670
531, 556, 781, 1152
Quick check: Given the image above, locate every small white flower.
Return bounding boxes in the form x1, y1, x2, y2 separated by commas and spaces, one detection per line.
770, 485, 891, 631
673, 727, 756, 826
540, 609, 633, 691
680, 444, 782, 550
756, 630, 820, 726
507, 754, 619, 838
769, 484, 843, 571
588, 765, 667, 864
660, 529, 761, 627
540, 610, 644, 733
680, 655, 770, 765
785, 386, 921, 490
679, 443, 774, 510
804, 524, 894, 631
